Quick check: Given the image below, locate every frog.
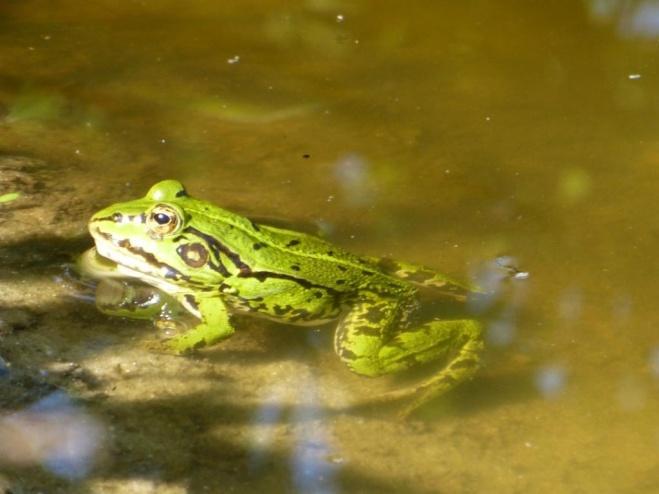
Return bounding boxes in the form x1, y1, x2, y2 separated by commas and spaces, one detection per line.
83, 179, 484, 415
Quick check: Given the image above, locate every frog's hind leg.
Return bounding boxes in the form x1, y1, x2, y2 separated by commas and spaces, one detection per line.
363, 256, 479, 301
390, 319, 483, 418
335, 292, 483, 417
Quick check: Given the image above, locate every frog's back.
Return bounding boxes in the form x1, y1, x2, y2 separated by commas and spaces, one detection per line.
254, 224, 404, 292
258, 224, 374, 268
184, 201, 405, 294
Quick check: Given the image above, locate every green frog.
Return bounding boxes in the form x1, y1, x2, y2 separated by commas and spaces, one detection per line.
83, 180, 484, 415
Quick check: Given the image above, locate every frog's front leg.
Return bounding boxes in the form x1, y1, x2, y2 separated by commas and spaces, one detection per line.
335, 291, 483, 417
167, 293, 235, 353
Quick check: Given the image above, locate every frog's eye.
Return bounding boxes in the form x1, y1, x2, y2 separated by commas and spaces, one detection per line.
147, 204, 183, 238
153, 212, 171, 225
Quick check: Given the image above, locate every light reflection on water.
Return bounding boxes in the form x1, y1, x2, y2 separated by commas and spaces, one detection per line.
586, 0, 659, 37
333, 154, 375, 208
248, 335, 342, 492
535, 365, 568, 400
289, 377, 339, 494
0, 391, 105, 479
248, 385, 284, 474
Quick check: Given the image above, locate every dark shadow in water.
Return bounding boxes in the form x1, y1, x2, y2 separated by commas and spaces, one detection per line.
0, 234, 92, 276
337, 329, 539, 420
1, 365, 439, 494
90, 394, 435, 494
341, 365, 539, 422
452, 368, 539, 412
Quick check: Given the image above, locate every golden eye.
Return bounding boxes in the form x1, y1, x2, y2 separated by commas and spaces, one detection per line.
147, 204, 182, 237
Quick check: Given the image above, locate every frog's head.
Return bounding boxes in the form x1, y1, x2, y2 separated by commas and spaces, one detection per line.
88, 180, 220, 287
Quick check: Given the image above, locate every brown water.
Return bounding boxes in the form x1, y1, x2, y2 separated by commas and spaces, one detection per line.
1, 1, 659, 493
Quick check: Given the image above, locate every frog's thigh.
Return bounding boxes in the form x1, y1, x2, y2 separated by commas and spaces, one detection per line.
335, 292, 483, 391
334, 293, 399, 376
384, 317, 483, 416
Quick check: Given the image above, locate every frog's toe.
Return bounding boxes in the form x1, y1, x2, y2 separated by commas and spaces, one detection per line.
165, 333, 206, 354
137, 333, 198, 355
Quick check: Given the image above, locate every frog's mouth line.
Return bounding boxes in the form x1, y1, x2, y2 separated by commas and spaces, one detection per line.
92, 228, 190, 285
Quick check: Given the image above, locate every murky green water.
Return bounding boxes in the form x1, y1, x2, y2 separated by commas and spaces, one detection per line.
1, 1, 659, 493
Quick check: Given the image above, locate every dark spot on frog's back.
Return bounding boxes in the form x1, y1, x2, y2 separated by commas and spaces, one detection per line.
253, 242, 266, 250
364, 305, 387, 323
289, 308, 312, 322
352, 324, 381, 337
338, 347, 358, 361
273, 304, 292, 316
286, 239, 301, 248
291, 264, 301, 271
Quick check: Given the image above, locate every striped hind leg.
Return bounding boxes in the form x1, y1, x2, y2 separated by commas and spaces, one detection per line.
334, 292, 483, 416
393, 319, 483, 417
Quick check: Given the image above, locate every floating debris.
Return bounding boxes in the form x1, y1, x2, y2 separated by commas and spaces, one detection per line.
513, 271, 530, 280
495, 256, 529, 281
0, 191, 21, 204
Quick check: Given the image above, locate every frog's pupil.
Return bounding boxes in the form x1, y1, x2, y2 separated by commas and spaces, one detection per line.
154, 213, 170, 225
